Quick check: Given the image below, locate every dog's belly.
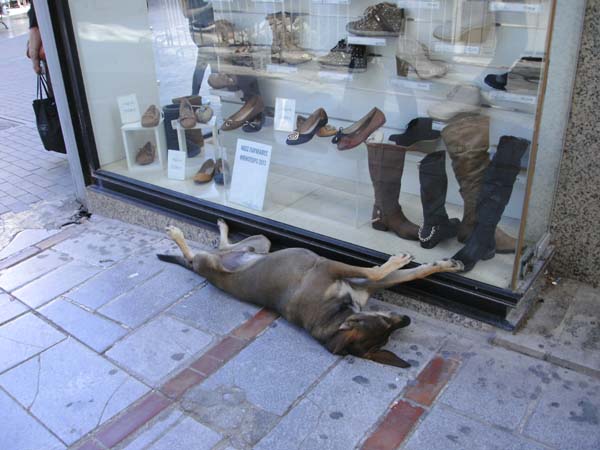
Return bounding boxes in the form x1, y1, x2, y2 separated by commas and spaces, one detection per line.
325, 280, 369, 311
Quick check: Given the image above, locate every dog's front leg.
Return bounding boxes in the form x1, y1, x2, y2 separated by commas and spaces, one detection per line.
166, 226, 194, 263
361, 259, 464, 291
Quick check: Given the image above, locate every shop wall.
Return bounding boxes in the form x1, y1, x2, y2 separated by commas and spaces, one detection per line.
550, 0, 600, 286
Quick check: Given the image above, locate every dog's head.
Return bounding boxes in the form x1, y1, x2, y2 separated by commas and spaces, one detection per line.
324, 311, 412, 368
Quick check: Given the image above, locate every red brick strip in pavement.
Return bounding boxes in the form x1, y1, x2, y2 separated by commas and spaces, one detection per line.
74, 308, 279, 449
360, 355, 461, 450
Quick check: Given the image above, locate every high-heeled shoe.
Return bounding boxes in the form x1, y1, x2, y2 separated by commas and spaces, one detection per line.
395, 38, 447, 79
388, 118, 440, 153
286, 108, 328, 145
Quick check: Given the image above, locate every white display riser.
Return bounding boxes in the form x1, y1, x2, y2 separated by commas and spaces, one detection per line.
102, 156, 519, 289
216, 104, 527, 220
121, 120, 167, 171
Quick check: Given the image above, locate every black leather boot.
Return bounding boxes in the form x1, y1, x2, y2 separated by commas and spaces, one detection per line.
454, 136, 530, 272
418, 151, 459, 249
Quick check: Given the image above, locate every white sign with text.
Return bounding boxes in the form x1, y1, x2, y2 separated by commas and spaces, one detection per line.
274, 97, 296, 132
228, 139, 272, 211
167, 150, 186, 181
117, 94, 141, 124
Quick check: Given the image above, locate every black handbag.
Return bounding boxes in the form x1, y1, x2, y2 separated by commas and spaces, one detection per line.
32, 73, 66, 154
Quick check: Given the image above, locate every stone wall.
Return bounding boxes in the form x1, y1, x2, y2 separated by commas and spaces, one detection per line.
550, 0, 600, 286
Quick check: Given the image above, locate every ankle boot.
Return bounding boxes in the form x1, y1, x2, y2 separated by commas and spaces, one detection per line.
442, 113, 518, 253
368, 144, 419, 240
454, 136, 530, 272
266, 12, 312, 65
418, 151, 460, 249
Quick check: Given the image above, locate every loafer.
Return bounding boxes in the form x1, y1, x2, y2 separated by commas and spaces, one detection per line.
141, 105, 161, 128
286, 108, 328, 145
389, 118, 440, 153
333, 107, 386, 151
135, 141, 156, 165
179, 98, 197, 129
193, 159, 215, 184
195, 105, 213, 123
221, 96, 265, 131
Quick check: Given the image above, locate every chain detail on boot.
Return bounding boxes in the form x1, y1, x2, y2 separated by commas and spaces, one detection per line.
418, 151, 459, 249
368, 145, 419, 240
454, 136, 530, 272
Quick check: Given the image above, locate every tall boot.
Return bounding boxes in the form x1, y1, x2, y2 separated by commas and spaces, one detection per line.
266, 12, 312, 65
454, 136, 530, 272
442, 113, 518, 253
418, 151, 460, 249
368, 145, 419, 240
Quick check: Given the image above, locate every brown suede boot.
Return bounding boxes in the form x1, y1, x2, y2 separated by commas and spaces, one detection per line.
368, 144, 419, 240
442, 113, 517, 253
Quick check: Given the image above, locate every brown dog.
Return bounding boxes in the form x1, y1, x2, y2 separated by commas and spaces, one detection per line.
158, 220, 463, 368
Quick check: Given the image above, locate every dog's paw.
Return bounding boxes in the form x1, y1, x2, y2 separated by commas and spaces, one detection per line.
389, 253, 413, 269
217, 218, 228, 230
166, 225, 184, 241
436, 258, 464, 272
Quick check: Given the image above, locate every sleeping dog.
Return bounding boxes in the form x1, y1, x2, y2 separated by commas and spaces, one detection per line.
158, 220, 463, 368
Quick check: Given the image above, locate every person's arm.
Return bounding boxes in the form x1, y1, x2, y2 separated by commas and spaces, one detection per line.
27, 2, 42, 74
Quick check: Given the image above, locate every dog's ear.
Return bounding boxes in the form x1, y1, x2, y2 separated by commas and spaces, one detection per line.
365, 349, 411, 368
325, 329, 358, 355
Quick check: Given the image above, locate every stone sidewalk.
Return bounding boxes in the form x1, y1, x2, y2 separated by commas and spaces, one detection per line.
0, 214, 599, 450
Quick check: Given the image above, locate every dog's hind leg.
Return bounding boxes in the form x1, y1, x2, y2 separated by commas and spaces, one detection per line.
327, 253, 414, 282
217, 219, 272, 254
166, 226, 195, 263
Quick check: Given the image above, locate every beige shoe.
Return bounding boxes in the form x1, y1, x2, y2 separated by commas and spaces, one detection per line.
428, 85, 481, 121
135, 141, 156, 165
208, 73, 239, 90
195, 105, 213, 124
433, 0, 494, 44
179, 98, 197, 129
396, 38, 448, 79
141, 105, 161, 128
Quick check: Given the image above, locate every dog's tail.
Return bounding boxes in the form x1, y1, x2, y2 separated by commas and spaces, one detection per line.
156, 254, 192, 270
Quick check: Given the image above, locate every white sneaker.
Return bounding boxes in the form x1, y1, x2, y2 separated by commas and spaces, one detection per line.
428, 85, 481, 121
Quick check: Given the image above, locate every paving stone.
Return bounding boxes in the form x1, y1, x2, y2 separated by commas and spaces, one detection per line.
146, 416, 221, 450
0, 390, 65, 450
403, 404, 548, 450
0, 292, 28, 325
66, 255, 166, 310
99, 265, 204, 328
439, 345, 555, 430
123, 410, 183, 450
0, 228, 58, 260
523, 366, 600, 450
52, 230, 152, 268
13, 260, 102, 308
254, 318, 448, 450
182, 385, 278, 449
361, 400, 424, 450
0, 338, 149, 445
106, 315, 213, 386
0, 312, 65, 373
168, 285, 259, 335
202, 320, 337, 416
0, 249, 70, 291
39, 298, 128, 353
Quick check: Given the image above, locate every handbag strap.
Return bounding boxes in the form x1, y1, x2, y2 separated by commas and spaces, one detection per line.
37, 73, 50, 99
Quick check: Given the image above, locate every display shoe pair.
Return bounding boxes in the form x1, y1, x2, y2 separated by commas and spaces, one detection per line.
135, 141, 156, 165
332, 107, 386, 151
266, 12, 312, 65
433, 0, 495, 44
367, 140, 419, 240
286, 108, 329, 145
208, 73, 239, 91
389, 118, 440, 153
428, 85, 481, 121
453, 136, 530, 272
193, 158, 228, 185
441, 113, 520, 253
317, 39, 367, 73
347, 2, 405, 36
418, 151, 460, 249
396, 38, 447, 80
221, 96, 265, 131
141, 105, 161, 128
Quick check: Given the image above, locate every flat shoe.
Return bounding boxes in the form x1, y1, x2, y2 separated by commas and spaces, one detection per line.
193, 159, 215, 184
222, 96, 265, 131
242, 113, 265, 133
333, 107, 386, 151
195, 105, 213, 123
179, 98, 197, 129
141, 105, 161, 128
135, 141, 156, 165
286, 108, 328, 145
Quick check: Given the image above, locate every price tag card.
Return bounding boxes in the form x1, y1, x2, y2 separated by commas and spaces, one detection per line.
431, 121, 446, 131
274, 97, 296, 132
347, 36, 387, 46
167, 150, 186, 181
319, 71, 353, 81
314, 0, 350, 4
391, 78, 431, 91
266, 64, 299, 74
490, 91, 537, 104
434, 42, 480, 55
229, 139, 272, 211
117, 94, 141, 124
397, 1, 440, 9
490, 2, 541, 13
